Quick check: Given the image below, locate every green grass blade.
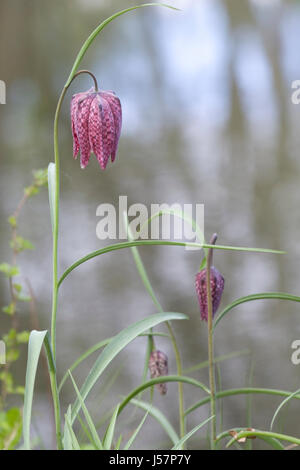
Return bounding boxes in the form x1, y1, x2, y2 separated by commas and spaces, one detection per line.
183, 349, 250, 374
23, 330, 47, 450
213, 292, 300, 331
119, 375, 210, 415
130, 398, 179, 445
185, 387, 300, 416
103, 403, 120, 450
63, 406, 73, 450
172, 416, 214, 450
71, 312, 188, 423
124, 212, 163, 312
115, 434, 123, 450
270, 388, 300, 431
65, 408, 81, 450
222, 429, 298, 449
77, 414, 94, 447
68, 371, 103, 450
216, 428, 284, 450
59, 338, 112, 392
47, 163, 56, 235
58, 242, 285, 288
123, 412, 149, 450
59, 333, 168, 393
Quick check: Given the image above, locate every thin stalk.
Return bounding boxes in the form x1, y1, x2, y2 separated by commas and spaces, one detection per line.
51, 86, 67, 361
206, 233, 218, 449
44, 334, 63, 450
50, 70, 98, 448
166, 322, 185, 440
49, 85, 67, 449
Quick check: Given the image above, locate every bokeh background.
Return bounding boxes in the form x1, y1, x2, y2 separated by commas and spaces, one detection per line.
1, 0, 300, 449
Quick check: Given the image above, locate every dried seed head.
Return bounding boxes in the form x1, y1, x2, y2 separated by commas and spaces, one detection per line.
149, 350, 168, 395
195, 266, 224, 321
70, 87, 122, 170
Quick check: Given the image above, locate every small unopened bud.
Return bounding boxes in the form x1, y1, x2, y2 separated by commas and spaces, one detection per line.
149, 350, 168, 395
195, 266, 224, 321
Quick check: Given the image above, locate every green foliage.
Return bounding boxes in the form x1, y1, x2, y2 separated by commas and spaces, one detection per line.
10, 236, 34, 253
0, 408, 22, 450
24, 168, 48, 197
2, 303, 16, 316
0, 167, 47, 452
8, 216, 17, 228
0, 263, 20, 278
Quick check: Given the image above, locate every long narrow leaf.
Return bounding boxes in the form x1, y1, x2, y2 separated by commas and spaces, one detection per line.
71, 312, 188, 423
214, 292, 300, 330
130, 398, 179, 445
185, 387, 300, 416
65, 409, 81, 450
270, 388, 300, 431
68, 371, 103, 450
23, 330, 48, 450
224, 429, 299, 449
115, 434, 123, 450
63, 406, 73, 450
183, 349, 250, 374
172, 416, 214, 450
103, 404, 120, 450
119, 375, 210, 415
123, 412, 149, 450
58, 242, 284, 288
59, 333, 168, 392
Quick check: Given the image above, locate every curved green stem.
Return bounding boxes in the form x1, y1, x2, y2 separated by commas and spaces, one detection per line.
185, 387, 300, 416
57, 240, 284, 289
213, 292, 300, 331
51, 87, 68, 362
118, 375, 210, 416
65, 3, 179, 88
205, 234, 217, 449
217, 428, 300, 448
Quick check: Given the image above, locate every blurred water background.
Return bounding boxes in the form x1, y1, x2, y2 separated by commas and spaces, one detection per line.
1, 0, 300, 449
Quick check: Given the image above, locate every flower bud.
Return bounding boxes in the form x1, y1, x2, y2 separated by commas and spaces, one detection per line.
70, 87, 122, 170
149, 350, 168, 395
195, 266, 224, 321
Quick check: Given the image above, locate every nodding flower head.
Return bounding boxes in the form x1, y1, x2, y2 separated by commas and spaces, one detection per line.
195, 266, 224, 321
70, 87, 122, 170
149, 350, 168, 395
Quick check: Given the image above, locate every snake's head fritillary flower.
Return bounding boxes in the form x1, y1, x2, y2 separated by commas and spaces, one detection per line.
71, 87, 122, 170
149, 350, 168, 395
195, 266, 224, 321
